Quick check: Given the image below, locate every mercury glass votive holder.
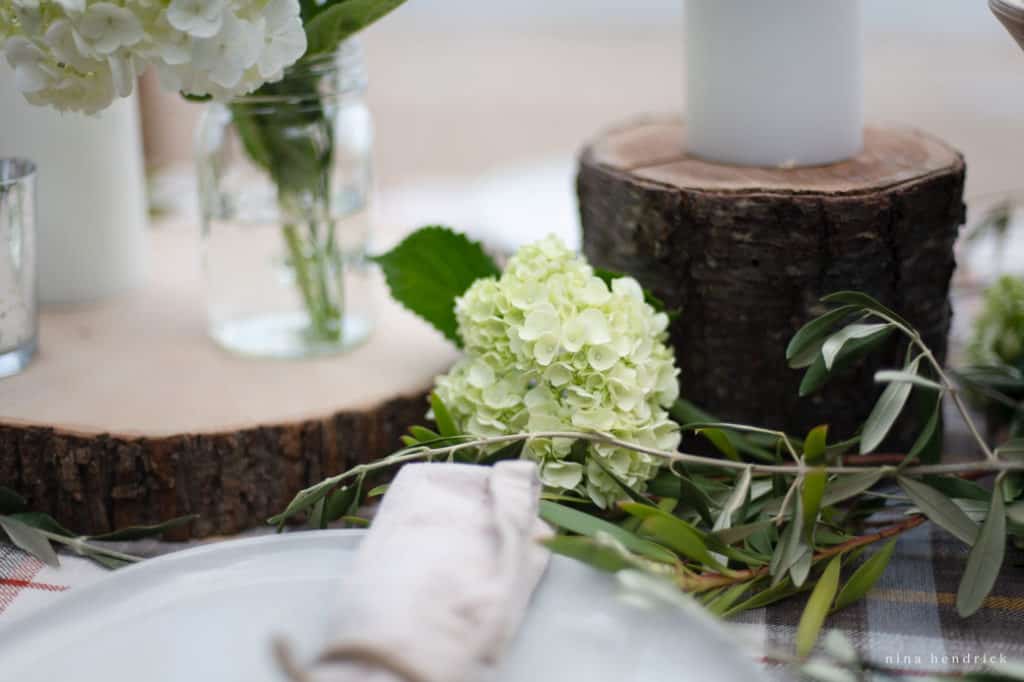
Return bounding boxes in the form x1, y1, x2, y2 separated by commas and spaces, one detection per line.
0, 159, 37, 378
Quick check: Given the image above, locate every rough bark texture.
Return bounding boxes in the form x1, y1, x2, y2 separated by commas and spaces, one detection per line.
0, 391, 429, 539
578, 118, 966, 444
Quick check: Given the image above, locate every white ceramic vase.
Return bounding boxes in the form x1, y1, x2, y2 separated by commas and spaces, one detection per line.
0, 72, 148, 304
684, 0, 864, 167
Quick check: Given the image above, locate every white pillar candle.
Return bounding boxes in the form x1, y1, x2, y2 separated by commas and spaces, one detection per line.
685, 0, 864, 167
0, 73, 148, 304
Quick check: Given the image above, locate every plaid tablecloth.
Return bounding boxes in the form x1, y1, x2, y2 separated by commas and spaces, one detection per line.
2, 519, 1022, 679
735, 522, 1024, 676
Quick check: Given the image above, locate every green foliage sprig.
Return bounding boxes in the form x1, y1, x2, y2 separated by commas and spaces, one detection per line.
275, 226, 1024, 664
0, 487, 196, 570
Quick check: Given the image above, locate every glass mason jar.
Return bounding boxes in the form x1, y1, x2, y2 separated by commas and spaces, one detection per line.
0, 158, 37, 378
197, 40, 374, 359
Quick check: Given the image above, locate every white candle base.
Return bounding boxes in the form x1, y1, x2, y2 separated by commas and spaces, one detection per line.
0, 74, 148, 304
685, 0, 864, 167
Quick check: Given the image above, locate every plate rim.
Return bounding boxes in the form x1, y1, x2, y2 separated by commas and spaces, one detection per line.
0, 529, 367, 645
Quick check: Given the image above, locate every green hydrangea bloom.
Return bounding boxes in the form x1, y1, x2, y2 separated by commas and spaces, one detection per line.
434, 235, 681, 507
968, 275, 1024, 368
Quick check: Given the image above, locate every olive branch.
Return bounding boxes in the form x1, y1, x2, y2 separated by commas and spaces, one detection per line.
273, 289, 1024, 665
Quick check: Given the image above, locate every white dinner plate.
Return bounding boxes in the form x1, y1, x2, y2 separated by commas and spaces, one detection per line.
0, 530, 761, 681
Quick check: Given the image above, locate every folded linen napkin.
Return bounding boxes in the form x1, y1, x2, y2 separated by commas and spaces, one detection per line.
282, 461, 551, 682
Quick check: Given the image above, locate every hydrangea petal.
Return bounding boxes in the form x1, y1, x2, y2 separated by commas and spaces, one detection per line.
540, 461, 584, 490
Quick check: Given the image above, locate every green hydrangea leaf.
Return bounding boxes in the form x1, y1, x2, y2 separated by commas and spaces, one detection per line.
372, 227, 500, 346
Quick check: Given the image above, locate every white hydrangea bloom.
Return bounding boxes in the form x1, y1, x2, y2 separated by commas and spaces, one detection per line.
0, 0, 306, 115
434, 235, 682, 508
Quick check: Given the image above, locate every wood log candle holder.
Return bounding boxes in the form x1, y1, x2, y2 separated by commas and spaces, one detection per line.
578, 118, 965, 442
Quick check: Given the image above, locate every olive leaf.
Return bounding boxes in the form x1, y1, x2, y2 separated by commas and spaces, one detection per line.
89, 515, 197, 542
899, 476, 980, 546
906, 397, 943, 465
725, 577, 808, 617
956, 487, 1007, 617
539, 501, 676, 565
1008, 501, 1024, 526
821, 470, 883, 507
860, 356, 922, 453
921, 476, 991, 503
6, 512, 75, 537
408, 426, 440, 443
429, 393, 458, 438
709, 466, 752, 566
801, 470, 828, 542
786, 305, 861, 369
803, 425, 829, 464
832, 538, 896, 612
875, 370, 944, 392
799, 326, 893, 397
790, 548, 814, 588
705, 581, 754, 617
770, 493, 807, 585
820, 291, 911, 328
620, 502, 728, 573
997, 439, 1024, 458
696, 428, 741, 461
796, 555, 843, 658
477, 440, 525, 466
268, 479, 336, 528
670, 400, 775, 462
0, 516, 59, 568
667, 470, 716, 527
542, 535, 638, 573
713, 466, 752, 533
712, 519, 775, 546
320, 477, 364, 527
822, 324, 892, 370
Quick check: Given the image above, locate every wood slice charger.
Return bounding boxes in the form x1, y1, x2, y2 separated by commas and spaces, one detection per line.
0, 221, 458, 538
579, 118, 965, 443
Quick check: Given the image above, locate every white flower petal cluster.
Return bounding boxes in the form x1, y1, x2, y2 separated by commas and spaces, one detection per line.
434, 235, 682, 507
0, 0, 306, 114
